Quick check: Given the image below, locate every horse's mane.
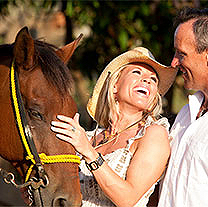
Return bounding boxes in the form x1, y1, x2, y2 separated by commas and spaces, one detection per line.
0, 44, 13, 56
0, 41, 74, 96
35, 40, 74, 96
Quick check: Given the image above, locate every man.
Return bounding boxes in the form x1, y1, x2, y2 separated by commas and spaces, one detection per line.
158, 7, 208, 207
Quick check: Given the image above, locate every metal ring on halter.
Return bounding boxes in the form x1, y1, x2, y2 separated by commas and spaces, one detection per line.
4, 172, 15, 184
71, 127, 76, 132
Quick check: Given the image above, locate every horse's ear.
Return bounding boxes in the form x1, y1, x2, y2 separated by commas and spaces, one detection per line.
13, 27, 35, 69
56, 34, 83, 64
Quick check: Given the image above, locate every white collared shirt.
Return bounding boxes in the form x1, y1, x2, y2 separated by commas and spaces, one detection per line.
158, 91, 208, 207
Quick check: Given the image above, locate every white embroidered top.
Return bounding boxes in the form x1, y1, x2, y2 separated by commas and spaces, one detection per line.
79, 116, 170, 207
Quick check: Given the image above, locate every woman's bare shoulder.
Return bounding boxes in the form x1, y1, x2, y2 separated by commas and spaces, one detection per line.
144, 124, 169, 142
135, 124, 170, 156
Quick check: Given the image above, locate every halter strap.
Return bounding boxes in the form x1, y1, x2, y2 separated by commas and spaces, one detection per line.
10, 61, 80, 182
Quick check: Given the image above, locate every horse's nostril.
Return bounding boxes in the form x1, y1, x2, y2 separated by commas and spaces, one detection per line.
53, 197, 68, 207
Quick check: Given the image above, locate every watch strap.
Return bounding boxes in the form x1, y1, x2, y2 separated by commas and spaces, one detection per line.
85, 152, 105, 171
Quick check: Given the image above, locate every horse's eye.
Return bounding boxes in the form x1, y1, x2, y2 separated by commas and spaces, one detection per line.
28, 109, 43, 121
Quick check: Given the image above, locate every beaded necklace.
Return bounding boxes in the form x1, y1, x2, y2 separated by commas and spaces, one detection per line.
197, 108, 208, 119
196, 99, 208, 119
93, 112, 151, 150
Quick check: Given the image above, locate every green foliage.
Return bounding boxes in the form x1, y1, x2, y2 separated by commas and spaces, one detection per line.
65, 1, 177, 78
0, 0, 18, 16
0, 0, 205, 117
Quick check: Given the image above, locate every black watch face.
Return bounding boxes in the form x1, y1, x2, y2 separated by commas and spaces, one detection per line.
87, 161, 99, 171
86, 153, 104, 171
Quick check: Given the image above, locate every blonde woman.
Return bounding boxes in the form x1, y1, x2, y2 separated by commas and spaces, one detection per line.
51, 47, 177, 207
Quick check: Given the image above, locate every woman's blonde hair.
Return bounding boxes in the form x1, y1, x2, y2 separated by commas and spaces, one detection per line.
94, 63, 163, 128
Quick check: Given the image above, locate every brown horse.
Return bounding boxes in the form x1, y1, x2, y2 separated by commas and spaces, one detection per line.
0, 27, 82, 206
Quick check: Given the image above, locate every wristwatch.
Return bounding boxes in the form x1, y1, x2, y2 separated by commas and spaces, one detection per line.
85, 152, 105, 171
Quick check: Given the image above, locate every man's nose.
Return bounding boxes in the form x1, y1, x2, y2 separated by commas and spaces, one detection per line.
171, 56, 179, 68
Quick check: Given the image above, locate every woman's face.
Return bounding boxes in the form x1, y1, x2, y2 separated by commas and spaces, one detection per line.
114, 63, 159, 113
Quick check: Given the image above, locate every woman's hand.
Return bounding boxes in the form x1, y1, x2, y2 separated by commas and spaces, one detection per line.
51, 113, 95, 158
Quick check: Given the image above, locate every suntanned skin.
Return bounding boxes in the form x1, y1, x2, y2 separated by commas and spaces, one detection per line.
171, 19, 208, 115
51, 64, 170, 207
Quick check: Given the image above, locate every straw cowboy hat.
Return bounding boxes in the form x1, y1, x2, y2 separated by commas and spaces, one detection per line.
87, 47, 177, 120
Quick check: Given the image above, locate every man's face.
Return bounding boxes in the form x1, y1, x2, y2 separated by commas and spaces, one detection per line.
171, 19, 208, 92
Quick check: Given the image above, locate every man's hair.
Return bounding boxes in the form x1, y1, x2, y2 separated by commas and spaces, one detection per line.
174, 7, 208, 53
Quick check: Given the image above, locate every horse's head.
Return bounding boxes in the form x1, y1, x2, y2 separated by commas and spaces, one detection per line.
0, 27, 82, 206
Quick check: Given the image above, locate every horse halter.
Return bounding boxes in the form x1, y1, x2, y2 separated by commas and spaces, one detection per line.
2, 62, 81, 205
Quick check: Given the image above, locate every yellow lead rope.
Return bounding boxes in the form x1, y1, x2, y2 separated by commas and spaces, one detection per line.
10, 62, 80, 182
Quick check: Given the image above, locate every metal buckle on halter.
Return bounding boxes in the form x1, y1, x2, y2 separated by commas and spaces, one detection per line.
29, 176, 49, 190
36, 165, 49, 188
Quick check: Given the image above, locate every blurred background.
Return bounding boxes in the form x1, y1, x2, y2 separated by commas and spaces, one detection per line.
0, 0, 206, 206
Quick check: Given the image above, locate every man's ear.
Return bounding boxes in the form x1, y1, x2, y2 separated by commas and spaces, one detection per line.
206, 54, 208, 66
205, 49, 208, 66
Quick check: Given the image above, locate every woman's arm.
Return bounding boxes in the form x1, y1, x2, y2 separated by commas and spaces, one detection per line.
92, 124, 170, 207
51, 114, 170, 207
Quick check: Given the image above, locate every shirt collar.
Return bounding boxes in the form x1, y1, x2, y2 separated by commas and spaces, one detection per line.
189, 91, 204, 123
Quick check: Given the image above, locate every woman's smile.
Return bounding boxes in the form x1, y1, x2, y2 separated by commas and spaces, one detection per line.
133, 85, 150, 97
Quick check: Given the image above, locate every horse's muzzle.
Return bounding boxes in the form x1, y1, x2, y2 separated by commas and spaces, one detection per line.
52, 196, 82, 207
